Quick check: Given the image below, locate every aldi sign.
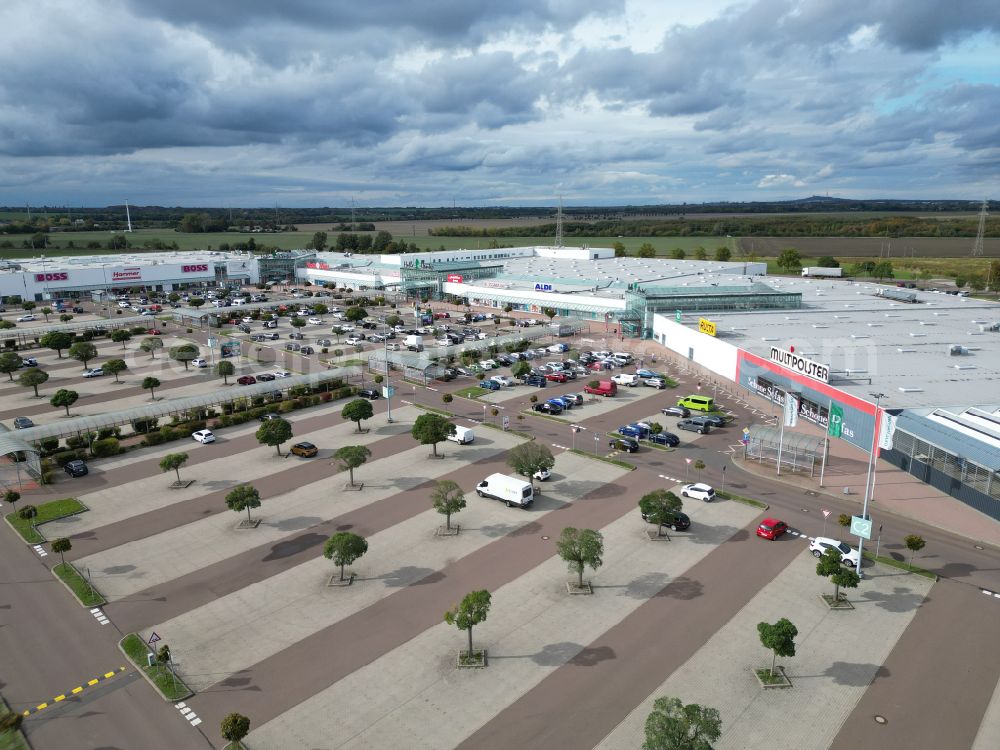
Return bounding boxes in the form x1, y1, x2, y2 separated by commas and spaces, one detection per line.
534, 283, 554, 292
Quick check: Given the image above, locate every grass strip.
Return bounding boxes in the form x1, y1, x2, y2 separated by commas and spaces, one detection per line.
4, 497, 87, 544
716, 490, 769, 510
480, 422, 535, 440
0, 692, 29, 750
413, 403, 458, 418
861, 551, 938, 580
53, 562, 106, 607
607, 431, 676, 452
120, 634, 193, 701
568, 448, 636, 471
520, 409, 571, 425
455, 386, 489, 399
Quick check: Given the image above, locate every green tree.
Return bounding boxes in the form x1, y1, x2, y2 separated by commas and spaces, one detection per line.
51, 537, 71, 568
19, 368, 49, 397
385, 314, 402, 328
345, 306, 368, 322
40, 306, 52, 322
817, 255, 840, 268
310, 231, 328, 251
638, 243, 656, 258
169, 343, 200, 370
872, 260, 894, 280
59, 314, 73, 323
643, 696, 722, 750
904, 534, 926, 566
141, 336, 163, 359
225, 484, 262, 524
0, 351, 23, 381
431, 479, 466, 531
837, 513, 851, 528
612, 241, 627, 257
0, 319, 15, 330
22, 301, 36, 312
111, 329, 132, 349
341, 398, 374, 433
188, 297, 205, 308
323, 532, 368, 582
68, 341, 98, 369
444, 589, 491, 659
556, 527, 604, 589
411, 413, 455, 457
639, 490, 684, 537
220, 712, 251, 747
542, 307, 557, 321
333, 445, 372, 487
50, 388, 79, 416
506, 442, 555, 488
312, 303, 328, 316
18, 505, 38, 532
256, 417, 293, 456
694, 246, 708, 260
160, 452, 189, 484
714, 246, 731, 262
757, 618, 797, 678
104, 358, 127, 383
816, 547, 859, 602
215, 359, 235, 384
290, 316, 306, 329
40, 331, 73, 358
3, 490, 20, 514
776, 248, 802, 271
670, 247, 686, 260
142, 376, 161, 399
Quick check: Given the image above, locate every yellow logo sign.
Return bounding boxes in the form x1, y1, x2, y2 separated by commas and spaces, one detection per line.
698, 318, 717, 336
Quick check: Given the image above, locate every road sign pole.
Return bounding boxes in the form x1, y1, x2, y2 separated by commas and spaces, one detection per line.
875, 523, 883, 559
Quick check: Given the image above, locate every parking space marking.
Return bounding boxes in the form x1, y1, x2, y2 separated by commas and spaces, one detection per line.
32, 544, 48, 558
89, 607, 111, 625
22, 667, 127, 716
980, 588, 1000, 600
175, 701, 202, 727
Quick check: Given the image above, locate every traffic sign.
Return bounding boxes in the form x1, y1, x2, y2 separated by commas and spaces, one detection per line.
148, 632, 161, 645
675, 310, 682, 323
821, 509, 831, 518
382, 386, 395, 398
502, 416, 510, 431
850, 515, 873, 540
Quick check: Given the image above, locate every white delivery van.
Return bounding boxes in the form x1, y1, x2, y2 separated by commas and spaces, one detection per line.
447, 426, 475, 444
476, 473, 534, 508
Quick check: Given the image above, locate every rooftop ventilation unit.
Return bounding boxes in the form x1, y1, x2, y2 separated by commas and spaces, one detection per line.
897, 348, 916, 353
948, 345, 970, 356
953, 364, 976, 370
979, 322, 1000, 332
899, 387, 924, 393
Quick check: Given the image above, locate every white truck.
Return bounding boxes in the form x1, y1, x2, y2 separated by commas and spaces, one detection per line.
476, 473, 534, 508
446, 426, 475, 444
404, 334, 424, 351
801, 267, 843, 278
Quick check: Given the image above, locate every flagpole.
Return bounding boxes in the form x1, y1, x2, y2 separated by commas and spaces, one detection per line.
776, 389, 786, 476
819, 399, 831, 487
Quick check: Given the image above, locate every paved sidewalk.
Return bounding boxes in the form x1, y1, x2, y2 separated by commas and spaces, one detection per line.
973, 673, 1000, 750
596, 554, 933, 750
155, 447, 603, 692
248, 488, 756, 749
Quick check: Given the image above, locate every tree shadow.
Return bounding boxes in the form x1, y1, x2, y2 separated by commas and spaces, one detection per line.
267, 515, 322, 532
530, 641, 584, 666
621, 571, 672, 599
477, 523, 520, 538
261, 532, 325, 561
378, 566, 444, 588
860, 586, 925, 613
571, 645, 616, 667
822, 662, 889, 687
102, 564, 136, 575
685, 525, 745, 545
654, 576, 704, 600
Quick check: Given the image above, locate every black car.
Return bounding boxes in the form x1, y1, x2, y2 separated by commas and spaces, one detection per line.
64, 459, 89, 477
524, 375, 547, 388
533, 402, 562, 415
13, 416, 34, 429
361, 321, 378, 329
661, 406, 690, 418
257, 373, 276, 381
677, 419, 710, 434
641, 508, 691, 531
647, 431, 680, 447
238, 325, 252, 334
358, 388, 380, 400
72, 306, 84, 313
690, 414, 726, 428
299, 346, 315, 355
288, 332, 304, 340
609, 436, 639, 453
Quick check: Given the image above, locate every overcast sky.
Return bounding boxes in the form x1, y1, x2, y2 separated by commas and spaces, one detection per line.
1, 0, 997, 207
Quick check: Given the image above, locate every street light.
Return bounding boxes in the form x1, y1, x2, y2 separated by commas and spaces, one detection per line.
856, 392, 885, 577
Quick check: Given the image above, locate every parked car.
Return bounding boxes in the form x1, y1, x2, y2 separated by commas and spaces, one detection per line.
20, 358, 38, 367
690, 414, 727, 428
533, 401, 562, 415
64, 459, 89, 477
524, 375, 547, 388
563, 393, 584, 406
809, 537, 861, 566
358, 388, 380, 400
299, 346, 315, 355
237, 375, 257, 385
534, 467, 552, 481
491, 375, 514, 387
661, 406, 691, 418
544, 372, 568, 383
82, 367, 104, 378
617, 424, 646, 438
191, 358, 208, 368
191, 429, 216, 444
288, 332, 305, 340
756, 518, 789, 540
290, 441, 318, 458
641, 507, 690, 531
346, 336, 363, 345
677, 419, 710, 434
647, 431, 680, 447
481, 379, 501, 391
13, 416, 34, 429
256, 373, 276, 381
611, 373, 640, 387
644, 377, 667, 389
307, 317, 324, 325
548, 396, 573, 410
635, 368, 662, 379
284, 343, 301, 351
146, 328, 162, 335
609, 436, 639, 452
273, 371, 292, 378
680, 483, 715, 502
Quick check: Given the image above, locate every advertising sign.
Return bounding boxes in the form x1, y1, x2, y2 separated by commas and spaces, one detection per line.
112, 267, 143, 282
698, 318, 717, 336
35, 272, 69, 282
828, 404, 844, 438
878, 411, 897, 451
534, 283, 554, 292
446, 274, 463, 283
783, 393, 799, 428
768, 346, 830, 383
181, 264, 210, 273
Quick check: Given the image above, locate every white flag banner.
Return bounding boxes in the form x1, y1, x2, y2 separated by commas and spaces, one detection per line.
879, 412, 897, 451
783, 393, 798, 428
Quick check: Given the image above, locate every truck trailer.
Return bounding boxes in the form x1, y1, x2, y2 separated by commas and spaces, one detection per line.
801, 267, 843, 278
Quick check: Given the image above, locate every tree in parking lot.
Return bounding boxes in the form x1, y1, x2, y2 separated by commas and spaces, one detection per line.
68, 341, 98, 369
542, 307, 557, 321
385, 314, 402, 328
59, 314, 73, 323
21, 301, 35, 312
341, 398, 374, 432
344, 306, 368, 322
512, 360, 531, 379
159, 452, 189, 485
104, 358, 127, 383
324, 531, 368, 582
556, 527, 604, 589
445, 589, 491, 660
815, 547, 859, 603
140, 336, 163, 359
41, 306, 52, 321
643, 696, 721, 750
18, 505, 38, 532
225, 484, 262, 524
904, 534, 926, 566
331, 326, 345, 343
333, 445, 371, 488
50, 388, 79, 417
51, 537, 72, 568
169, 343, 200, 370
19, 368, 49, 397
506, 442, 555, 488
142, 376, 161, 400
757, 618, 797, 679
639, 490, 683, 538
431, 479, 466, 531
215, 359, 235, 384
220, 712, 251, 747
0, 351, 22, 380
290, 316, 306, 329
110, 329, 132, 349
3, 490, 19, 514
411, 413, 455, 457
188, 297, 205, 308
256, 417, 293, 456
40, 331, 73, 358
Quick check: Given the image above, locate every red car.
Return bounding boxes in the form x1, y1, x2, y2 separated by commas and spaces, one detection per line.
544, 372, 568, 383
146, 328, 162, 335
756, 518, 789, 540
237, 375, 257, 386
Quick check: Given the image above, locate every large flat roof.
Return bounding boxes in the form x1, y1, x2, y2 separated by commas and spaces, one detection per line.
0, 250, 255, 273
695, 277, 1000, 410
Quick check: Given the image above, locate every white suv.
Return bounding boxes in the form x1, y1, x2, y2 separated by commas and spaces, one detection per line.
809, 537, 860, 566
612, 373, 639, 386
680, 483, 715, 502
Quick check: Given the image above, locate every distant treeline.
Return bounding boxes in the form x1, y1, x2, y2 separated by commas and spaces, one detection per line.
430, 216, 1000, 239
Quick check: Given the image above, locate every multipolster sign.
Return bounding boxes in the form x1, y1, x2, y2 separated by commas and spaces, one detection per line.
768, 346, 830, 383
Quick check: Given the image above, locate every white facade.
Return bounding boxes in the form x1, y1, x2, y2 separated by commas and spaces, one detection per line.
651, 314, 739, 380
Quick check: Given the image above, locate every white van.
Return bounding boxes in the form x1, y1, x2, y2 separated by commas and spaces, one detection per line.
231, 298, 246, 306
612, 351, 634, 364
476, 473, 534, 508
447, 426, 475, 445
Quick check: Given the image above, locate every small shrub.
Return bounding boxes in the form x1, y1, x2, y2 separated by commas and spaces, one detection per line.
52, 450, 86, 467
66, 435, 86, 450
38, 437, 60, 453
90, 438, 122, 458
320, 391, 332, 402
97, 426, 121, 440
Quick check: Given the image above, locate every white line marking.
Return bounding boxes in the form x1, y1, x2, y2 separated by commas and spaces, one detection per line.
190, 718, 202, 727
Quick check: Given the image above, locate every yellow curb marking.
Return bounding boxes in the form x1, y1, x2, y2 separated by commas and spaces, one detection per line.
22, 667, 127, 718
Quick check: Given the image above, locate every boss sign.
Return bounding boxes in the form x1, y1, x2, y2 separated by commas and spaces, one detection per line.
182, 264, 210, 273
35, 272, 69, 281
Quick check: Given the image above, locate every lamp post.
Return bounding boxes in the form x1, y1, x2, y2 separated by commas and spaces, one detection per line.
856, 392, 885, 577
384, 329, 393, 423
685, 457, 692, 480
594, 434, 600, 455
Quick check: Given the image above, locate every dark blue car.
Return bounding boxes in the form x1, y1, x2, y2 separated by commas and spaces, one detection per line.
647, 431, 680, 447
